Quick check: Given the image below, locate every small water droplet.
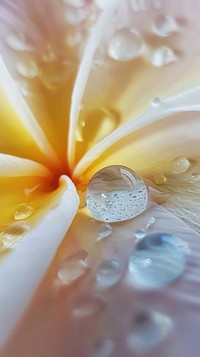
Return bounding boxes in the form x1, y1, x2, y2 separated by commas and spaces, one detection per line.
151, 97, 161, 106
65, 8, 86, 25
153, 15, 178, 37
93, 338, 114, 357
73, 294, 106, 318
2, 222, 31, 249
127, 310, 172, 351
66, 31, 82, 47
129, 0, 146, 12
190, 173, 200, 183
135, 229, 146, 239
58, 250, 89, 284
97, 224, 112, 240
153, 172, 167, 185
14, 203, 34, 220
42, 44, 56, 62
129, 232, 187, 288
172, 157, 191, 173
6, 32, 28, 51
78, 108, 118, 143
151, 46, 177, 67
62, 0, 86, 7
96, 259, 122, 288
86, 165, 149, 222
108, 28, 142, 62
16, 59, 39, 79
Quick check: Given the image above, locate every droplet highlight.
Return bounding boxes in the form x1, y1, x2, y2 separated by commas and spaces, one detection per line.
172, 157, 191, 173
16, 59, 39, 79
14, 203, 34, 220
151, 46, 177, 67
97, 224, 112, 240
58, 250, 89, 283
190, 173, 200, 183
96, 259, 122, 288
129, 232, 187, 288
86, 165, 149, 222
2, 222, 31, 249
108, 28, 142, 62
153, 15, 178, 37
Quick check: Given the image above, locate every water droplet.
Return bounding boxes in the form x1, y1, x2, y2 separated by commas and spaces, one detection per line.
151, 46, 177, 67
14, 203, 34, 220
42, 44, 56, 62
129, 0, 146, 12
65, 8, 86, 25
172, 157, 191, 173
16, 59, 39, 79
58, 250, 89, 284
93, 338, 114, 357
66, 31, 82, 47
129, 232, 187, 288
153, 172, 167, 185
78, 108, 118, 143
135, 229, 146, 239
153, 15, 178, 37
73, 294, 106, 318
97, 224, 112, 240
96, 259, 122, 288
2, 222, 31, 249
127, 310, 172, 351
190, 173, 200, 183
62, 0, 86, 7
151, 97, 161, 106
86, 165, 149, 222
108, 28, 142, 62
6, 32, 28, 52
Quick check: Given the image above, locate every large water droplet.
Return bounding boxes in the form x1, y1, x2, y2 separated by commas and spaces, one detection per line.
96, 259, 122, 288
14, 203, 34, 220
93, 338, 114, 357
127, 310, 172, 352
97, 224, 112, 240
2, 222, 31, 249
58, 250, 90, 284
151, 46, 177, 67
153, 15, 178, 37
108, 28, 142, 62
172, 157, 191, 173
6, 32, 28, 52
86, 165, 149, 222
63, 0, 86, 7
129, 0, 146, 12
73, 294, 106, 318
129, 233, 187, 288
16, 59, 39, 79
190, 173, 200, 183
153, 172, 167, 185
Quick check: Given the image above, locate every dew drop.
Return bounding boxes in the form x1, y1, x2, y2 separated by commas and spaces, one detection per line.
78, 108, 118, 144
62, 0, 86, 7
151, 97, 161, 106
65, 8, 86, 25
108, 28, 142, 62
96, 259, 122, 288
153, 172, 167, 185
153, 15, 178, 37
6, 32, 28, 52
73, 294, 106, 318
86, 165, 149, 222
172, 157, 191, 173
127, 310, 172, 351
58, 250, 89, 284
151, 46, 177, 67
190, 173, 200, 183
16, 59, 39, 79
128, 232, 187, 288
97, 224, 112, 240
42, 44, 56, 62
129, 0, 146, 13
14, 203, 34, 220
93, 338, 114, 357
2, 222, 31, 249
135, 229, 146, 239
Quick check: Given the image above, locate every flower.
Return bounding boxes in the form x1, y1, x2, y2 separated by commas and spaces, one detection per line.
0, 0, 200, 355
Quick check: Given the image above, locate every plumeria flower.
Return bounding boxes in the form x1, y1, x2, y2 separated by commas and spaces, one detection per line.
0, 0, 200, 355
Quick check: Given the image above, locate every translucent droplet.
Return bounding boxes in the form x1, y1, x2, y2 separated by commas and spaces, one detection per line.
58, 250, 89, 284
129, 233, 187, 288
151, 46, 177, 67
66, 31, 82, 47
153, 172, 167, 185
73, 294, 106, 318
151, 97, 161, 106
135, 217, 156, 239
93, 338, 114, 357
2, 222, 31, 249
14, 203, 34, 220
108, 28, 142, 62
190, 173, 200, 183
6, 32, 28, 52
153, 15, 178, 37
86, 165, 149, 223
42, 44, 56, 62
65, 8, 86, 25
78, 108, 118, 144
127, 310, 172, 352
97, 224, 112, 240
129, 0, 146, 12
96, 259, 122, 288
172, 157, 191, 173
62, 0, 86, 7
16, 59, 39, 79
